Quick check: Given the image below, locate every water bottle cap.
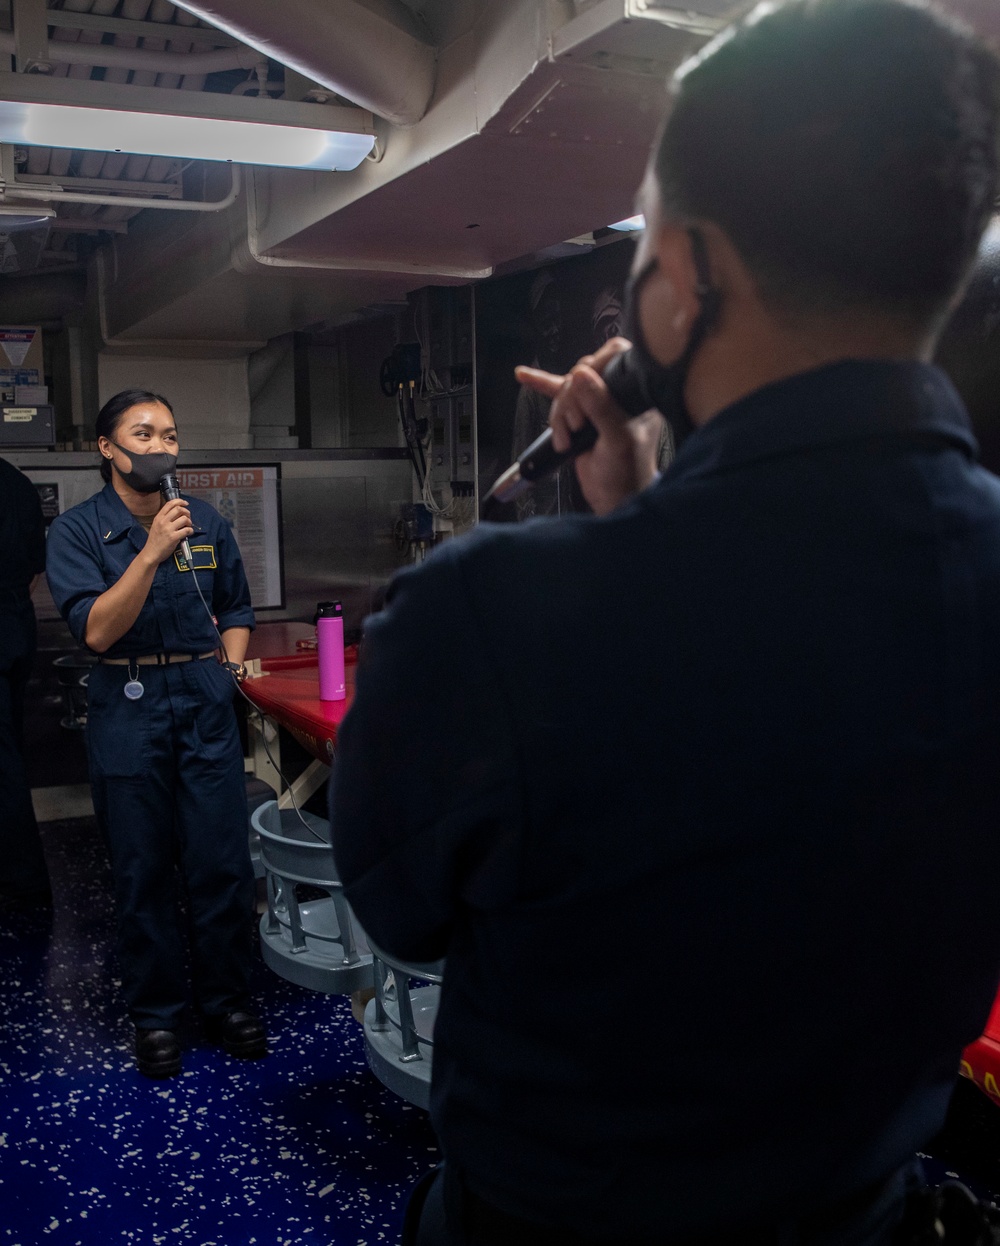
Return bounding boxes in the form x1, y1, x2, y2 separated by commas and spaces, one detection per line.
315, 601, 343, 620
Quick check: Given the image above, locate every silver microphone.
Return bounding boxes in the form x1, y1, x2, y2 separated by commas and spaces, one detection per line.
159, 472, 193, 565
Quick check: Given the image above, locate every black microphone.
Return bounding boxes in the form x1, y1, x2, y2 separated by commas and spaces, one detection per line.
159, 472, 193, 565
485, 350, 652, 506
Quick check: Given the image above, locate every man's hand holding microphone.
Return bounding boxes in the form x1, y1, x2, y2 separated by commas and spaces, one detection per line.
514, 337, 665, 516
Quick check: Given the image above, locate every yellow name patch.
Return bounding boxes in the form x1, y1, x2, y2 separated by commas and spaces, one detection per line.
174, 544, 217, 573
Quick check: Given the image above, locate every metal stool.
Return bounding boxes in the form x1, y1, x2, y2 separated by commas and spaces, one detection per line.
52, 652, 97, 730
253, 800, 373, 994
246, 777, 276, 880
364, 937, 444, 1110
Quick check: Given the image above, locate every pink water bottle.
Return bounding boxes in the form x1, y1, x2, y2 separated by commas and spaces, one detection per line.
316, 601, 345, 702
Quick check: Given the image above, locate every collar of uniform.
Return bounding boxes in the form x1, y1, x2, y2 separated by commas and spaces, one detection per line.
658, 360, 977, 488
95, 481, 139, 543
94, 480, 207, 546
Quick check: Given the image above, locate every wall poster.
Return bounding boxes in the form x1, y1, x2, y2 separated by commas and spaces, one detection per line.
177, 465, 283, 610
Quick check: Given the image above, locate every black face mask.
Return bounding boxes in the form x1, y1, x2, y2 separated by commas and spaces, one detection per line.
618, 227, 721, 449
110, 442, 178, 494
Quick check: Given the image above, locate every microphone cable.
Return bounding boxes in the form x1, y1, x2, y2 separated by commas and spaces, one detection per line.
160, 474, 329, 843
197, 568, 330, 844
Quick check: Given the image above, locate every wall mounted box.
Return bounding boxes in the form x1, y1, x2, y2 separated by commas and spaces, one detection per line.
0, 404, 55, 446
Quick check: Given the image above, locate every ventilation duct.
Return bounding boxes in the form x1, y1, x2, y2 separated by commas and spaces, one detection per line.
0, 28, 263, 75
169, 0, 437, 127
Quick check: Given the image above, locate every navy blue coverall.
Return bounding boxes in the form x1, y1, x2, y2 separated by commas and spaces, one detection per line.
46, 482, 256, 1029
332, 361, 1000, 1244
0, 457, 49, 899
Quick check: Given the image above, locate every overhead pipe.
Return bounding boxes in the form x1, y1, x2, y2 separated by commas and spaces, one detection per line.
44, 9, 239, 48
169, 0, 437, 127
4, 163, 242, 213
0, 28, 263, 75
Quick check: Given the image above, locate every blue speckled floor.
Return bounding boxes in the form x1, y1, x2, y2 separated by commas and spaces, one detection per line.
1, 817, 439, 1246
7, 816, 1000, 1246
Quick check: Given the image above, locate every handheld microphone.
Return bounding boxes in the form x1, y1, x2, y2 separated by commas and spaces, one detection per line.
159, 472, 193, 565
485, 349, 652, 506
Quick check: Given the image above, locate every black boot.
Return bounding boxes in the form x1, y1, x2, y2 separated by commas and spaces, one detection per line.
135, 1029, 182, 1079
204, 1011, 268, 1059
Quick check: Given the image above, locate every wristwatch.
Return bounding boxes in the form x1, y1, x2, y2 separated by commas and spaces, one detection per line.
221, 660, 247, 682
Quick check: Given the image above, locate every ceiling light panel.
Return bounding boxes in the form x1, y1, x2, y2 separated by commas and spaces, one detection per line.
608, 215, 645, 231
0, 73, 376, 171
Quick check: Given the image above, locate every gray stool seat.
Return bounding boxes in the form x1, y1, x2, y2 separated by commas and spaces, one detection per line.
364, 937, 444, 1110
253, 800, 373, 994
52, 652, 97, 730
246, 778, 276, 880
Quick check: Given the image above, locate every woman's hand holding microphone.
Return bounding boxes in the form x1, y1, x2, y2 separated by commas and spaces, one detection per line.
142, 499, 195, 567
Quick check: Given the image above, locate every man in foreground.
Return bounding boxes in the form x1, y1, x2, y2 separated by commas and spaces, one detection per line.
331, 2, 1000, 1242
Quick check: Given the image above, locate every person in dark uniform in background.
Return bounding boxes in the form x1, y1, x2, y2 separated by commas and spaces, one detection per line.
331, 2, 1000, 1244
0, 456, 50, 908
45, 389, 266, 1079
511, 270, 567, 520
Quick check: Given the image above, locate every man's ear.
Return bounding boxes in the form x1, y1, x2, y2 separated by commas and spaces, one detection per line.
654, 223, 705, 332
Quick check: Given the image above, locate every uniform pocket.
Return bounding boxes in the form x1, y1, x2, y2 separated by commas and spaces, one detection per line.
85, 666, 151, 780
171, 545, 217, 609
173, 544, 217, 573
189, 661, 241, 764
206, 658, 237, 702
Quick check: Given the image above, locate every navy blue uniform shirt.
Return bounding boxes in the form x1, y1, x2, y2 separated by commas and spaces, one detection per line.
0, 457, 45, 594
46, 482, 254, 655
332, 361, 1000, 1239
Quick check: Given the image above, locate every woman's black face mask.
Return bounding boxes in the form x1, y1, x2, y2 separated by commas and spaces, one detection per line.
617, 228, 721, 448
111, 443, 178, 494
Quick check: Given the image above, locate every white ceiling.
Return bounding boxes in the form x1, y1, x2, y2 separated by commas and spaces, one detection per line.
3, 0, 1000, 350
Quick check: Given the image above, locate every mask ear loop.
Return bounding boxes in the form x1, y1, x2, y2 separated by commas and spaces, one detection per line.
686, 227, 722, 340
640, 226, 721, 448
602, 227, 722, 441
660, 226, 721, 397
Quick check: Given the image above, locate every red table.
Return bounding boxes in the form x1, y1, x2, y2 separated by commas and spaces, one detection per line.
243, 650, 356, 763
961, 995, 1000, 1103
241, 640, 359, 808
245, 621, 316, 663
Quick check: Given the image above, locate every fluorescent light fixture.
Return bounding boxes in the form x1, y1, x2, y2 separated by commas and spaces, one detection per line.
0, 72, 376, 171
12, 102, 374, 169
608, 214, 645, 232
0, 204, 56, 229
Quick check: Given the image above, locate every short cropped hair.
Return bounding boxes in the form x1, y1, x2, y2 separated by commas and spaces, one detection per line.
655, 0, 1000, 326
